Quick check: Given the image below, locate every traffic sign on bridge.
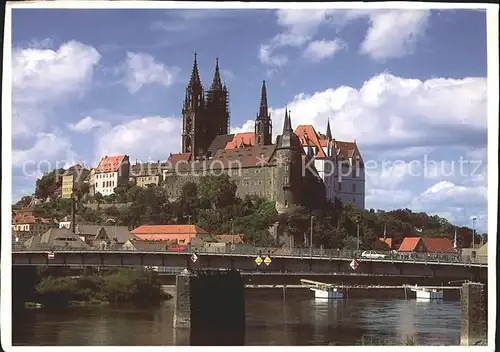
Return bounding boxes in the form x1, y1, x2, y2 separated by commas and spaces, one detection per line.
255, 256, 263, 265
350, 259, 359, 270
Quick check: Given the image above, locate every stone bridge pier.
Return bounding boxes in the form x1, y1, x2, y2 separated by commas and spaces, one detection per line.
173, 269, 245, 345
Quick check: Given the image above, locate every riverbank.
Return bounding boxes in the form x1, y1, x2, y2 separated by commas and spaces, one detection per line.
15, 267, 172, 309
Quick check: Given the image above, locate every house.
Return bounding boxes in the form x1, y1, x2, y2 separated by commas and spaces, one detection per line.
130, 225, 211, 245
12, 214, 58, 238
398, 237, 456, 253
129, 161, 163, 187
24, 228, 90, 250
61, 164, 91, 199
122, 238, 177, 251
94, 155, 130, 196
73, 224, 136, 247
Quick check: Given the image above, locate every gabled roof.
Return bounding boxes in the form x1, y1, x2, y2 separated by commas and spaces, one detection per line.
295, 125, 327, 158
421, 237, 456, 253
214, 234, 245, 244
225, 132, 256, 149
131, 224, 209, 235
398, 236, 456, 253
379, 237, 393, 249
124, 238, 177, 250
74, 224, 135, 244
398, 237, 421, 252
166, 153, 192, 165
207, 134, 234, 155
96, 155, 127, 173
24, 228, 90, 250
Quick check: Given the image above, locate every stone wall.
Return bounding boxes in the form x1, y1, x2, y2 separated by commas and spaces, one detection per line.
460, 282, 487, 345
173, 269, 245, 345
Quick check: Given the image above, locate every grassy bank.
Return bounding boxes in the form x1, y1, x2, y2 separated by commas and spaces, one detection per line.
31, 267, 172, 308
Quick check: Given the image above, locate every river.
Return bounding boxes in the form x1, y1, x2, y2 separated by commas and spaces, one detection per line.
12, 290, 461, 345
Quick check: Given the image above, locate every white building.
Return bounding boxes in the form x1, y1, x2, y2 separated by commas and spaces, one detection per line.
94, 155, 130, 196
295, 123, 365, 209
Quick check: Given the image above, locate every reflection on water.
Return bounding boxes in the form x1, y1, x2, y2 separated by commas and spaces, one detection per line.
12, 291, 461, 346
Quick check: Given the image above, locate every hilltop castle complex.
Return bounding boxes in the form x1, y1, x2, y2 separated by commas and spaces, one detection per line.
85, 54, 365, 212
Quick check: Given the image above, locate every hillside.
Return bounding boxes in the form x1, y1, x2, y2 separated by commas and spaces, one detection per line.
14, 171, 486, 249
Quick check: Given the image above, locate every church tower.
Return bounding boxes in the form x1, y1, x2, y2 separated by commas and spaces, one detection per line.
275, 109, 303, 214
255, 80, 272, 145
205, 58, 230, 146
182, 53, 205, 156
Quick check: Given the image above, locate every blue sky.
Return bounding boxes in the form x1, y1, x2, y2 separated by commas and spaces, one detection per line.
10, 8, 488, 232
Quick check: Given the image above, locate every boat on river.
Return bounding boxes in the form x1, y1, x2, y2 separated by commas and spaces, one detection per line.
409, 284, 443, 300
300, 279, 345, 299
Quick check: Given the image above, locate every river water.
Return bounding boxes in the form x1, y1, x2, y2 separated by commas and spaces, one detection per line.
13, 290, 461, 346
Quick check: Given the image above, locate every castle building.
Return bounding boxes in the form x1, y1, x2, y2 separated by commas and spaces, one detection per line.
294, 123, 365, 209
164, 54, 318, 213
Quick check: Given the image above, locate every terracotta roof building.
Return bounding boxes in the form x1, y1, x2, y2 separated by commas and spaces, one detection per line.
294, 123, 365, 209
398, 237, 456, 253
94, 155, 130, 196
12, 214, 58, 237
131, 224, 211, 245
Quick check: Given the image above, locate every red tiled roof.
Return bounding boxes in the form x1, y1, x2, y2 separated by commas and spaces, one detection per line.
398, 237, 421, 252
13, 215, 56, 225
295, 125, 327, 158
225, 132, 256, 149
96, 155, 127, 173
421, 238, 456, 253
215, 234, 245, 244
131, 225, 208, 235
167, 153, 192, 164
379, 237, 392, 249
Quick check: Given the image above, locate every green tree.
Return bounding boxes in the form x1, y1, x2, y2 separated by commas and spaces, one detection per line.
198, 174, 237, 210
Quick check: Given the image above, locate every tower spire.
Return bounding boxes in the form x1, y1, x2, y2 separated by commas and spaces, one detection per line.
282, 107, 293, 133
258, 80, 269, 119
210, 57, 222, 90
189, 51, 201, 87
326, 119, 332, 140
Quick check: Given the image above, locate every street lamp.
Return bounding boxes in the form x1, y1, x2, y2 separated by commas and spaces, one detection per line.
356, 219, 360, 251
310, 215, 315, 257
230, 218, 234, 245
471, 216, 477, 249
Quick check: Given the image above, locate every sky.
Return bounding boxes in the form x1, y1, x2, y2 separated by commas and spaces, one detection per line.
10, 7, 489, 232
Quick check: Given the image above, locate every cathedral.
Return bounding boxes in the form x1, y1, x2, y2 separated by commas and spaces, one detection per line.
161, 53, 322, 214
163, 54, 364, 213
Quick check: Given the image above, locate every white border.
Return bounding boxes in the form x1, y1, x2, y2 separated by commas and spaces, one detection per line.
2, 2, 498, 351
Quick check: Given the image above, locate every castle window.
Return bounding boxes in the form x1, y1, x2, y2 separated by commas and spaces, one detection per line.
284, 176, 289, 184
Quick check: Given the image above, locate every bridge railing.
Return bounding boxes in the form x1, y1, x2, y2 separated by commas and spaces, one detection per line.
11, 245, 488, 265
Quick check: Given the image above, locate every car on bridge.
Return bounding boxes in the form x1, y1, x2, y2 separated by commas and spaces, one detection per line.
361, 250, 387, 259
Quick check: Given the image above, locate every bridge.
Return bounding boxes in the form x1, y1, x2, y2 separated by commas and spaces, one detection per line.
11, 247, 488, 282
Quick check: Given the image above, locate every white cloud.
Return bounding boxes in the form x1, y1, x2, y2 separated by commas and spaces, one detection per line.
303, 39, 346, 62
124, 52, 180, 94
69, 116, 108, 133
12, 132, 74, 168
258, 44, 288, 67
94, 116, 182, 162
12, 40, 101, 137
359, 10, 430, 61
259, 9, 341, 66
235, 73, 486, 150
